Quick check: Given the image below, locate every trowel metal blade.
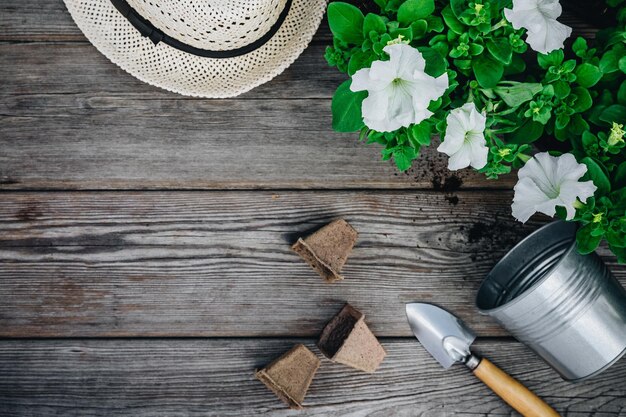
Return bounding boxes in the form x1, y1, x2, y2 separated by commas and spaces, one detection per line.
405, 303, 476, 368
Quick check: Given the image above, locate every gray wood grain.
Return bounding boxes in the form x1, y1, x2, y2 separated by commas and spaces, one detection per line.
0, 338, 624, 416
0, 62, 510, 190
0, 191, 621, 338
0, 42, 341, 99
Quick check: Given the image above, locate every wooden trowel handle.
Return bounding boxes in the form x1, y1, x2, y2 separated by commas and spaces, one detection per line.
471, 357, 561, 417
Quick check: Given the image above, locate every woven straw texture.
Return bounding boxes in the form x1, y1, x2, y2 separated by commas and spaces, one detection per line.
63, 0, 327, 98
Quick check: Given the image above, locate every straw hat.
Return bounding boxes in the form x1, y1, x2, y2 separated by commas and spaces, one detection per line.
63, 0, 327, 97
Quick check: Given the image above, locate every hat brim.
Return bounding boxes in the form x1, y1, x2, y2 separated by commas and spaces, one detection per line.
64, 0, 327, 98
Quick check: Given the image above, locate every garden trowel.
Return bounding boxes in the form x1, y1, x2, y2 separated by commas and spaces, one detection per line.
405, 303, 560, 417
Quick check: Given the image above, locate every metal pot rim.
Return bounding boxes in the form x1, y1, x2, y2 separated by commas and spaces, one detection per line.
476, 220, 577, 314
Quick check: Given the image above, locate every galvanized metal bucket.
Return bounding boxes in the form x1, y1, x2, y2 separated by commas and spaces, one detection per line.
476, 221, 626, 381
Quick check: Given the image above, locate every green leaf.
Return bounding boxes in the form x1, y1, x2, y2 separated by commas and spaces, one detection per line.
426, 16, 444, 33
387, 20, 399, 32
373, 0, 387, 8
428, 97, 443, 112
600, 50, 619, 73
554, 125, 568, 142
507, 119, 544, 144
571, 87, 593, 113
367, 131, 386, 145
503, 54, 526, 76
331, 80, 366, 132
398, 0, 435, 24
363, 13, 386, 37
589, 105, 607, 125
562, 59, 576, 73
450, 0, 466, 19
576, 224, 603, 255
538, 49, 564, 69
553, 80, 571, 99
468, 43, 484, 56
620, 55, 626, 73
388, 145, 418, 171
611, 189, 626, 211
609, 245, 626, 264
328, 2, 365, 45
614, 161, 626, 190
567, 113, 589, 136
390, 26, 413, 40
600, 104, 626, 124
493, 83, 542, 107
572, 37, 588, 57
441, 5, 465, 34
418, 47, 447, 77
574, 63, 603, 88
600, 88, 616, 106
618, 80, 626, 105
486, 38, 512, 65
449, 47, 466, 59
582, 156, 611, 195
604, 26, 626, 46
556, 113, 570, 130
454, 58, 472, 70
431, 41, 449, 57
582, 130, 597, 147
473, 54, 504, 89
358, 126, 369, 142
410, 20, 427, 38
348, 51, 374, 75
408, 121, 432, 147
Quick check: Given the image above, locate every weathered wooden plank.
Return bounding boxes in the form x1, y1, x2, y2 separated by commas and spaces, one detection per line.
0, 338, 624, 416
0, 0, 80, 41
0, 191, 622, 338
0, 0, 600, 42
0, 85, 511, 190
0, 42, 341, 100
0, 41, 500, 190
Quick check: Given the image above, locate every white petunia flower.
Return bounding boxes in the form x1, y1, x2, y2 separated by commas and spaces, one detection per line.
512, 152, 597, 223
504, 0, 572, 54
437, 103, 488, 170
350, 43, 448, 132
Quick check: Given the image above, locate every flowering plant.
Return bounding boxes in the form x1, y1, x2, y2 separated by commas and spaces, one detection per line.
325, 0, 626, 262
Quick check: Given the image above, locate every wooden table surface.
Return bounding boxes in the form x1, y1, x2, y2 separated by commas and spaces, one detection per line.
1, 1, 625, 416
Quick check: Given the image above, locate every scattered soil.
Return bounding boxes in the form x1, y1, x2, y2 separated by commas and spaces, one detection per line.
400, 147, 465, 192
468, 222, 491, 244
432, 174, 463, 192
467, 220, 526, 245
465, 218, 532, 263
445, 195, 459, 206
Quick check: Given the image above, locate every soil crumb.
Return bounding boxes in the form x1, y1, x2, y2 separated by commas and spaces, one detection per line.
468, 222, 490, 243
432, 174, 463, 192
445, 195, 459, 205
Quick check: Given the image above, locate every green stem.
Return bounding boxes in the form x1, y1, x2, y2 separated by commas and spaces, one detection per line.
491, 19, 508, 32
573, 199, 586, 209
491, 107, 519, 117
467, 89, 475, 103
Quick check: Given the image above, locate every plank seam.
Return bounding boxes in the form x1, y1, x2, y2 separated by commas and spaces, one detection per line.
0, 187, 515, 193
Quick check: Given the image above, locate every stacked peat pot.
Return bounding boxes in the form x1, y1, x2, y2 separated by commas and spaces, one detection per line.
255, 219, 387, 409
